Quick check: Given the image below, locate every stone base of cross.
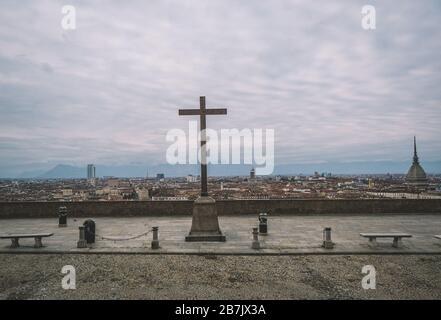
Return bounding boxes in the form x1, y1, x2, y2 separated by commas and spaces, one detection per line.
185, 196, 226, 242
179, 96, 227, 242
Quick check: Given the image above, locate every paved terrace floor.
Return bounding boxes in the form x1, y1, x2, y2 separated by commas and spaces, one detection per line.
1, 215, 441, 254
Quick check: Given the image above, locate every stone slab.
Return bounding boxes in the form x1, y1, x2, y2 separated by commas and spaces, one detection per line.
0, 214, 440, 255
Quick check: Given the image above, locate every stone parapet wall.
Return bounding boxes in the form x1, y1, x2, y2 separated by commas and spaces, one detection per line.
0, 199, 440, 218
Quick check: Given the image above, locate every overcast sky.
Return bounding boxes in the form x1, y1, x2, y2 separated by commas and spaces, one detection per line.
1, 0, 440, 176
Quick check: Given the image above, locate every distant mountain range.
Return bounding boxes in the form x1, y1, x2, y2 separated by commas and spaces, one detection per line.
9, 160, 441, 179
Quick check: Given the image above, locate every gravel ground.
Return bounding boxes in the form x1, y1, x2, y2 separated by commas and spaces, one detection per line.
0, 254, 440, 300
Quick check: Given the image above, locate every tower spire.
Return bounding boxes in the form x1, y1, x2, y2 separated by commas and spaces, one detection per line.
413, 136, 419, 164
406, 135, 427, 184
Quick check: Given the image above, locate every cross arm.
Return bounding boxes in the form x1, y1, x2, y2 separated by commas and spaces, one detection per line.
206, 108, 227, 115
178, 108, 227, 115
179, 109, 200, 115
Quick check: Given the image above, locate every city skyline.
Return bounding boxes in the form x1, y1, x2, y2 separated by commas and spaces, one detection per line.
1, 1, 441, 177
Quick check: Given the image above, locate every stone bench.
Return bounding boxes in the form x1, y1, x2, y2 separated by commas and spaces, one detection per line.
0, 233, 54, 248
360, 233, 412, 248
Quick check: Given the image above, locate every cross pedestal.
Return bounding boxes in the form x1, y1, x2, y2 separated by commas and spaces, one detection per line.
185, 196, 226, 242
179, 96, 227, 242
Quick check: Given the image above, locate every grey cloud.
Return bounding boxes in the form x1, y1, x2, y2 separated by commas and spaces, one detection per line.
0, 0, 440, 176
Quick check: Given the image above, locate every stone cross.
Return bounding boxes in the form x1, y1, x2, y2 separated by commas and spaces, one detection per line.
179, 96, 227, 197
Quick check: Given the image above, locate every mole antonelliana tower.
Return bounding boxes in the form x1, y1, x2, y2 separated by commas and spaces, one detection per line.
405, 136, 428, 184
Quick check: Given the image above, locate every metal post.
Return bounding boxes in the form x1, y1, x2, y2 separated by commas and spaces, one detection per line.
322, 227, 334, 249
58, 206, 67, 227
251, 227, 260, 249
151, 226, 159, 249
259, 212, 268, 234
77, 225, 87, 248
